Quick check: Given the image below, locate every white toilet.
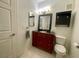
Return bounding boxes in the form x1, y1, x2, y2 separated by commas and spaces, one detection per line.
54, 35, 66, 58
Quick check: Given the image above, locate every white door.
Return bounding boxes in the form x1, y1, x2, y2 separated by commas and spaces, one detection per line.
0, 0, 17, 57
70, 0, 79, 58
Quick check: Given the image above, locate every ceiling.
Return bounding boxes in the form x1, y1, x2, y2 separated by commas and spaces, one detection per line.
33, 0, 56, 10
34, 0, 45, 3
33, 0, 73, 10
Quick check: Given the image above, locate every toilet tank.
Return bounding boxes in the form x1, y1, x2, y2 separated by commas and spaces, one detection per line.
56, 35, 66, 45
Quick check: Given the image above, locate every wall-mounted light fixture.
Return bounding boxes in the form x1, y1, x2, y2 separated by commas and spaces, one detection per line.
35, 6, 51, 14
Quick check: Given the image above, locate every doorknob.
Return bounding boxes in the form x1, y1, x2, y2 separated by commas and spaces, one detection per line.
10, 33, 15, 37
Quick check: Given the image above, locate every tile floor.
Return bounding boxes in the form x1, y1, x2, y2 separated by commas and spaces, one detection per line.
21, 38, 56, 58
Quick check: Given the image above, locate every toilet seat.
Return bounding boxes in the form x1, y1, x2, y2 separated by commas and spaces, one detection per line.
55, 44, 66, 55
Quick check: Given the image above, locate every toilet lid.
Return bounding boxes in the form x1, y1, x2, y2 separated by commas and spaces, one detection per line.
55, 44, 66, 54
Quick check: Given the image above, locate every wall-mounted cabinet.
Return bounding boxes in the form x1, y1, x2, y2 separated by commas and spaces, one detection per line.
55, 11, 72, 27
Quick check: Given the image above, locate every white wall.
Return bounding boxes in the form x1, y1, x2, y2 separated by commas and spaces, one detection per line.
70, 0, 79, 57
52, 0, 74, 56
24, 0, 74, 57
22, 0, 78, 58
13, 0, 34, 57
32, 0, 74, 57
33, 0, 74, 31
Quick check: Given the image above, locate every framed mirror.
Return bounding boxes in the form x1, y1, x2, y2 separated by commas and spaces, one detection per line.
38, 14, 52, 33
28, 16, 35, 27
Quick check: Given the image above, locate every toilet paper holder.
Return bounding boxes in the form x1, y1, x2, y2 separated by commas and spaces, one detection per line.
74, 43, 79, 48
76, 45, 79, 48
77, 46, 79, 48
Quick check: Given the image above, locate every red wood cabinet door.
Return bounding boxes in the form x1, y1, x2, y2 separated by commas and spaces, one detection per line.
32, 31, 38, 46
32, 31, 56, 53
37, 33, 56, 53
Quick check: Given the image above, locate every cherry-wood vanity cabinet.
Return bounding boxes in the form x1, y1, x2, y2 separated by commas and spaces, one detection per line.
32, 31, 56, 53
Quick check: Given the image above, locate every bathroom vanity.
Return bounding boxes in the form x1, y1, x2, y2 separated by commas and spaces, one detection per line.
32, 31, 56, 53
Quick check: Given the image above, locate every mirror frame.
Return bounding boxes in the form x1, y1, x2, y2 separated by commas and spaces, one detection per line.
28, 16, 35, 27
38, 14, 52, 33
